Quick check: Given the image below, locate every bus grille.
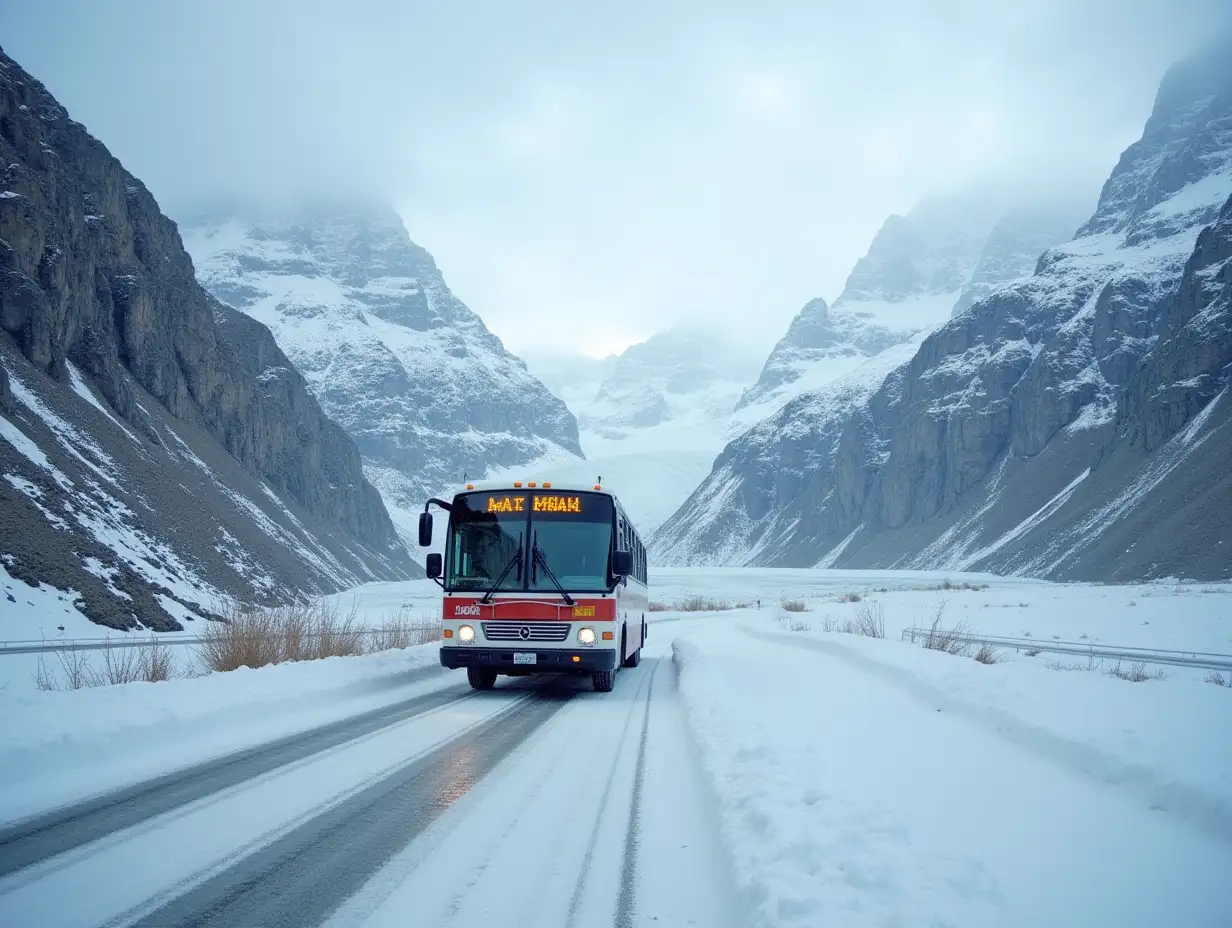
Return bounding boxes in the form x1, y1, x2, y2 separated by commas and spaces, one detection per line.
482, 621, 571, 642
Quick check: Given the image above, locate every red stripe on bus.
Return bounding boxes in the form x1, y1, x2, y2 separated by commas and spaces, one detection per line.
443, 597, 616, 621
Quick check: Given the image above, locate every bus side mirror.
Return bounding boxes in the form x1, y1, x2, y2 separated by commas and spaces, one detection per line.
425, 552, 442, 579
612, 549, 633, 577
418, 512, 433, 547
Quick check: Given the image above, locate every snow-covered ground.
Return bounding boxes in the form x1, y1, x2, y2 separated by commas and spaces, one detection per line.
674, 617, 1232, 926
1, 567, 1229, 926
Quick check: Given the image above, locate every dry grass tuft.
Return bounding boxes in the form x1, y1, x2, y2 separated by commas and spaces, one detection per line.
781, 598, 810, 613
651, 596, 737, 613
972, 642, 1003, 665
197, 599, 367, 673
920, 579, 989, 592
35, 635, 176, 691
1205, 671, 1231, 687
838, 592, 862, 603
367, 611, 442, 652
31, 602, 442, 692
1108, 661, 1166, 683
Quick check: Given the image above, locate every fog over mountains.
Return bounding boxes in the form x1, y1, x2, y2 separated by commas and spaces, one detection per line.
653, 34, 1232, 582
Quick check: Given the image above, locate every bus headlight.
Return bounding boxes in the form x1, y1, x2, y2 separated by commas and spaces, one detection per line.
458, 624, 476, 643
577, 626, 596, 646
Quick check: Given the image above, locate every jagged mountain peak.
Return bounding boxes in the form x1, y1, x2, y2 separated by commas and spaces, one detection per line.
181, 202, 582, 547
1079, 31, 1232, 241
737, 188, 1007, 412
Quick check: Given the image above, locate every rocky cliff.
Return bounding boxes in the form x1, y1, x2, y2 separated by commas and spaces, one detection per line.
0, 47, 415, 631
654, 36, 1232, 581
180, 203, 583, 545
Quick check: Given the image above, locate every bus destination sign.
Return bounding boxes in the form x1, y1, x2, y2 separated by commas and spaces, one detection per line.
483, 494, 583, 514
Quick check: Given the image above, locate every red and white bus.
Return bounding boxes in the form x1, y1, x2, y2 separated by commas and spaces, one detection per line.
418, 480, 649, 692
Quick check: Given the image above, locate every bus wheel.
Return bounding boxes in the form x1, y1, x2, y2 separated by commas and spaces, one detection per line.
622, 647, 641, 668
592, 669, 615, 692
467, 667, 497, 690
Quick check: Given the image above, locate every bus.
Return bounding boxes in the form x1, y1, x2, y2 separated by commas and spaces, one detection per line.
418, 480, 648, 692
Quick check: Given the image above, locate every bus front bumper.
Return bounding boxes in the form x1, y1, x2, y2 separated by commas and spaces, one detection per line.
440, 646, 617, 672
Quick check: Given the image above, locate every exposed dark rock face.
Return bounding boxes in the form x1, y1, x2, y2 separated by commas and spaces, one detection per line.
179, 202, 583, 544
655, 36, 1232, 582
0, 47, 416, 630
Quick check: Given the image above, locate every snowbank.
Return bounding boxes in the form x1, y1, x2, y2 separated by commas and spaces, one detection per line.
0, 643, 449, 826
670, 615, 1232, 927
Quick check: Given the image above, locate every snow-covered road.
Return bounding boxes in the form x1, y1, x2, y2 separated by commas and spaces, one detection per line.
0, 619, 741, 928
1, 568, 1229, 926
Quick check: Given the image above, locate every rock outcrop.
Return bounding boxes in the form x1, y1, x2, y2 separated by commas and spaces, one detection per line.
0, 47, 415, 630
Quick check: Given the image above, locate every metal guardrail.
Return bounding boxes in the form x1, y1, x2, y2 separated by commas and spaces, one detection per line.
0, 626, 440, 657
899, 627, 1232, 672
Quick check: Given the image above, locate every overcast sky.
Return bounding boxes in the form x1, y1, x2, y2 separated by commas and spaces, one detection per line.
3, 1, 1230, 357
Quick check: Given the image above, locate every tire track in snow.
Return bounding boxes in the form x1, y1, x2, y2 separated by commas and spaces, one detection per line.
564, 663, 654, 928
121, 682, 577, 928
0, 677, 470, 880
613, 656, 658, 928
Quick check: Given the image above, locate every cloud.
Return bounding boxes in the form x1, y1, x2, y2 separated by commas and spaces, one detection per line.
3, 0, 1230, 356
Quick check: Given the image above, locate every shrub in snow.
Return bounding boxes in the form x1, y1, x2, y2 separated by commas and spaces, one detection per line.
852, 602, 886, 638
972, 642, 1002, 665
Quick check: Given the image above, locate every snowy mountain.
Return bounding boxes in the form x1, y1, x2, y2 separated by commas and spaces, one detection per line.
738, 192, 1006, 411
512, 329, 765, 536
950, 210, 1086, 317
518, 348, 618, 416
580, 327, 764, 436
180, 203, 583, 546
0, 48, 416, 631
654, 35, 1232, 582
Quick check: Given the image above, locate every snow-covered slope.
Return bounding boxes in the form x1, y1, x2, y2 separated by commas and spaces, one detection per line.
517, 348, 618, 415
0, 49, 415, 632
656, 35, 1232, 582
580, 327, 763, 436
181, 203, 584, 547
950, 210, 1086, 317
509, 329, 768, 536
738, 192, 1007, 412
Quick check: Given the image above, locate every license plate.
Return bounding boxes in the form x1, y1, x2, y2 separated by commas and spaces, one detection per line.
513, 652, 537, 665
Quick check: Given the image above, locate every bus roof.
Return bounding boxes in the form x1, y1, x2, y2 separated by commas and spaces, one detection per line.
452, 480, 616, 497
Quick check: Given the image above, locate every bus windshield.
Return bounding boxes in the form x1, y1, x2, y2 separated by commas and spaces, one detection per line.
446, 491, 615, 593
445, 494, 525, 592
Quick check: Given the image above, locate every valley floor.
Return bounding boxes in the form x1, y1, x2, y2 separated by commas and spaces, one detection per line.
1, 568, 1229, 926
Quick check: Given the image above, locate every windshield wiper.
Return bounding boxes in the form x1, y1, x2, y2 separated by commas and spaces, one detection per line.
531, 534, 575, 606
479, 541, 523, 604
